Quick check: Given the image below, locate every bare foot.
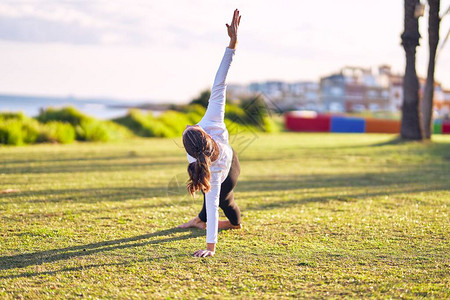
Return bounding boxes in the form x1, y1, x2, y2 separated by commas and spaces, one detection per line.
178, 216, 206, 229
218, 220, 242, 230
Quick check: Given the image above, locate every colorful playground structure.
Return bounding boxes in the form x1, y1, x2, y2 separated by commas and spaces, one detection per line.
284, 111, 450, 134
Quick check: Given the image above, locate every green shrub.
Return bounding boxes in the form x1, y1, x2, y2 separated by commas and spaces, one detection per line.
0, 113, 42, 145
157, 110, 191, 135
113, 109, 175, 138
113, 109, 153, 137
147, 120, 178, 138
261, 116, 281, 133
224, 119, 258, 136
185, 111, 203, 124
239, 96, 269, 127
38, 121, 76, 144
190, 90, 211, 108
36, 106, 89, 126
37, 107, 132, 142
0, 119, 24, 145
183, 104, 206, 124
225, 104, 247, 124
76, 119, 107, 142
21, 118, 41, 144
76, 119, 132, 142
102, 121, 134, 141
183, 104, 206, 115
0, 112, 27, 121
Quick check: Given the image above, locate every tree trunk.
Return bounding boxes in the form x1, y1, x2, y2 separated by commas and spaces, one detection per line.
421, 0, 441, 139
401, 0, 423, 140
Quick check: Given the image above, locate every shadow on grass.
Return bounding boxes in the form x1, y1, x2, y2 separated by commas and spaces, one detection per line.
0, 159, 184, 175
0, 255, 187, 280
0, 152, 177, 165
0, 187, 172, 204
235, 165, 449, 211
362, 139, 448, 153
236, 166, 449, 193
242, 184, 448, 211
0, 227, 203, 276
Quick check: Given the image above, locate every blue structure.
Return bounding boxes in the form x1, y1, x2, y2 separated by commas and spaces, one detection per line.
330, 116, 366, 133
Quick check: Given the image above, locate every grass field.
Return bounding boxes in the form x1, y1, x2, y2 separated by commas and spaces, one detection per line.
0, 133, 449, 298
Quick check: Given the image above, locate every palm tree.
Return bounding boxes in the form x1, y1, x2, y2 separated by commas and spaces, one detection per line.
400, 0, 423, 140
421, 0, 441, 139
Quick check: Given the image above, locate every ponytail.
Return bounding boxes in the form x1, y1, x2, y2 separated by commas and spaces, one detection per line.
183, 128, 215, 196
186, 153, 211, 195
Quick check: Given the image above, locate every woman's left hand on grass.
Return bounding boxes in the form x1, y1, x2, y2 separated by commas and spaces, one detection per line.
193, 249, 215, 257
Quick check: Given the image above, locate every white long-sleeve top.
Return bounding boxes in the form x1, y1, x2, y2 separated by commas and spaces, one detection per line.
186, 47, 235, 244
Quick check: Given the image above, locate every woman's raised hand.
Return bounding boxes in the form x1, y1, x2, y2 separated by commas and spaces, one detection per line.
226, 9, 241, 49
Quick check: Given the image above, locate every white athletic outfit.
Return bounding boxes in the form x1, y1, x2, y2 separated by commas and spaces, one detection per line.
186, 47, 235, 244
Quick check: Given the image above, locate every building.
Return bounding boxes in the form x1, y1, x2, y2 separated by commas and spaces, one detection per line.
229, 81, 320, 111
435, 88, 450, 119
284, 82, 320, 111
389, 73, 403, 111
228, 65, 449, 115
320, 66, 391, 113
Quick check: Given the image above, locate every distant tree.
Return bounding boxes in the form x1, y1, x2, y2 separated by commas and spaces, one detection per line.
421, 0, 441, 139
190, 90, 211, 108
400, 0, 424, 140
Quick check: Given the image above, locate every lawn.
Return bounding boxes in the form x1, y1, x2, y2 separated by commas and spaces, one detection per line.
0, 132, 449, 298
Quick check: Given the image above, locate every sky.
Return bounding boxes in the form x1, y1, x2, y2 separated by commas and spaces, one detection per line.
0, 0, 449, 103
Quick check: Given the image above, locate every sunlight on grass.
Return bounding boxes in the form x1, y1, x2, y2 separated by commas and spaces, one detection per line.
0, 133, 449, 298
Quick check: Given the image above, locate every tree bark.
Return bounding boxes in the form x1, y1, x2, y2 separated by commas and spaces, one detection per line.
421, 0, 441, 139
401, 0, 423, 140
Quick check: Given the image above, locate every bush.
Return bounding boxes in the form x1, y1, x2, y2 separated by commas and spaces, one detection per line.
113, 109, 176, 138
0, 113, 42, 145
36, 106, 89, 126
0, 119, 24, 145
157, 110, 192, 136
76, 119, 132, 142
0, 112, 27, 121
239, 96, 269, 127
224, 119, 258, 136
101, 121, 134, 141
21, 118, 41, 144
225, 104, 247, 124
75, 119, 109, 142
38, 121, 76, 144
38, 107, 132, 142
147, 120, 177, 138
261, 116, 281, 133
182, 104, 206, 124
190, 90, 211, 108
184, 104, 206, 116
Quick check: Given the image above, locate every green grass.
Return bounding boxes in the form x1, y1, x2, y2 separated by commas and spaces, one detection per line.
0, 133, 449, 299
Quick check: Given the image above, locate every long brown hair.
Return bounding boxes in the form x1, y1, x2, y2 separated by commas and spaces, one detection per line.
183, 128, 215, 196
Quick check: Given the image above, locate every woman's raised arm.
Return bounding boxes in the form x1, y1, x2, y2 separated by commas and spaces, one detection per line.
199, 9, 241, 126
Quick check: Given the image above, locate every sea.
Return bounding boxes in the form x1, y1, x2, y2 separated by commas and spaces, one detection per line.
0, 94, 147, 120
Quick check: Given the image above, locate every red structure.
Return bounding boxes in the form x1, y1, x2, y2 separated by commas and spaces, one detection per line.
443, 121, 450, 134
285, 113, 331, 132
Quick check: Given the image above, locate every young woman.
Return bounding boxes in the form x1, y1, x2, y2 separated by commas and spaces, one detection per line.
178, 9, 242, 257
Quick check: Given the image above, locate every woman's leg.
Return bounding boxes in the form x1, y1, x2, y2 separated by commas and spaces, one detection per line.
218, 148, 241, 227
179, 149, 241, 229
199, 148, 240, 224
198, 183, 242, 228
219, 191, 241, 226
198, 192, 207, 222
178, 192, 207, 229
